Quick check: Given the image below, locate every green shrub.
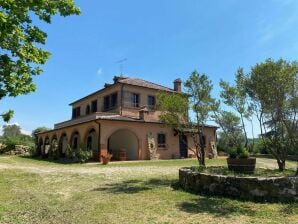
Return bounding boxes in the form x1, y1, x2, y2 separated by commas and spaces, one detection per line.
75, 144, 92, 163
228, 148, 238, 159
239, 149, 249, 158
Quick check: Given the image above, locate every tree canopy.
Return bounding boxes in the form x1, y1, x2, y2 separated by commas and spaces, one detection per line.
0, 0, 80, 121
158, 70, 217, 166
245, 58, 298, 170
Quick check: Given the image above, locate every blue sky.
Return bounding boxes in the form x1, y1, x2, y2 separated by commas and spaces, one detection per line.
1, 0, 298, 136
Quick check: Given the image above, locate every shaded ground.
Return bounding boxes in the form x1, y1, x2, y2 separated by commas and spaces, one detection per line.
0, 156, 297, 224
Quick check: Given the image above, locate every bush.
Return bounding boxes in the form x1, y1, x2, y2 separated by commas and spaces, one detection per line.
228, 146, 249, 159
228, 148, 238, 159
75, 144, 92, 163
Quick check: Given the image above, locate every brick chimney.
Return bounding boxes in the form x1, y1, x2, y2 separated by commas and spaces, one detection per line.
173, 78, 182, 92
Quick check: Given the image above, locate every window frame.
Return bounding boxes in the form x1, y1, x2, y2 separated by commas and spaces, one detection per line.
147, 95, 156, 110
157, 133, 167, 149
91, 100, 97, 113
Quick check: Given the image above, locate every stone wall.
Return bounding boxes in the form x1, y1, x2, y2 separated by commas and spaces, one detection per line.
179, 167, 298, 202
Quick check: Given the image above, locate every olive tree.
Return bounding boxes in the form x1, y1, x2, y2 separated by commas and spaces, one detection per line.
245, 58, 298, 171
158, 70, 216, 166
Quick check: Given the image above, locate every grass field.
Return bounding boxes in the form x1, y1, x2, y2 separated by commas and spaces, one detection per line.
0, 156, 297, 224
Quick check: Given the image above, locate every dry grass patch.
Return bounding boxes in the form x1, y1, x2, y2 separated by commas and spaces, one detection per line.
0, 156, 297, 224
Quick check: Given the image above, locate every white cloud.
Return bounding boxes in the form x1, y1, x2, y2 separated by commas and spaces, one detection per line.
97, 68, 103, 76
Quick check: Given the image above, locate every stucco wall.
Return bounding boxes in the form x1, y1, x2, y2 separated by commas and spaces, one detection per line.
37, 119, 217, 161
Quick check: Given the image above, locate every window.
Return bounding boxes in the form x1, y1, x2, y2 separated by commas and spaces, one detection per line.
111, 93, 118, 107
157, 133, 166, 148
104, 92, 118, 111
123, 91, 140, 108
104, 95, 110, 110
72, 106, 81, 119
86, 105, 90, 115
131, 93, 139, 107
91, 100, 97, 113
148, 95, 156, 109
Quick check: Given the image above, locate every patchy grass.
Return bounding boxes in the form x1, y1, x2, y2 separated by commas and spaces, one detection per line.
0, 156, 297, 224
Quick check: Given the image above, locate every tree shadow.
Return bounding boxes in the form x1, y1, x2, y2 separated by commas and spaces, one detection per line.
91, 178, 177, 194
177, 196, 257, 217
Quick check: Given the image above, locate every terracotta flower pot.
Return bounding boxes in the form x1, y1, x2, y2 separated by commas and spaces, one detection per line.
101, 154, 112, 165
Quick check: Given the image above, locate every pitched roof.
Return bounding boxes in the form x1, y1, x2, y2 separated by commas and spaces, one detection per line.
69, 75, 175, 105
116, 76, 174, 92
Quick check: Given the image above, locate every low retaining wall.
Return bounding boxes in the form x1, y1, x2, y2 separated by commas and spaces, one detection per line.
179, 167, 298, 202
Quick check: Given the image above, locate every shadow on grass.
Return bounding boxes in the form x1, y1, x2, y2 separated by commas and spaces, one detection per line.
92, 178, 177, 194
177, 196, 257, 217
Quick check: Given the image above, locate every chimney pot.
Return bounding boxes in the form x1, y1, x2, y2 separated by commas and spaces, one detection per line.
173, 78, 182, 92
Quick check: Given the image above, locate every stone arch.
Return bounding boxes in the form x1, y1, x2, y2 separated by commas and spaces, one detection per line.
70, 130, 81, 150
59, 132, 68, 156
37, 137, 44, 156
84, 128, 98, 151
107, 129, 139, 160
44, 136, 50, 156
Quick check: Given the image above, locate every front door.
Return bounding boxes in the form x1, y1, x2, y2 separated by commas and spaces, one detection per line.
179, 135, 188, 158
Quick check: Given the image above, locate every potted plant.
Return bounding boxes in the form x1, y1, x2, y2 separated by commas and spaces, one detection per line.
227, 146, 256, 172
101, 153, 113, 165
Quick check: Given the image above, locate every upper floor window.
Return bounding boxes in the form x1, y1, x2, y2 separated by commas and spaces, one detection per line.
72, 106, 81, 119
91, 100, 97, 113
123, 92, 140, 108
86, 105, 90, 115
157, 133, 166, 148
104, 92, 118, 111
147, 95, 156, 109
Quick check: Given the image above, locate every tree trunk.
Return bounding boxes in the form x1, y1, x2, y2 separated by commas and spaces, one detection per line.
277, 159, 285, 171
200, 148, 205, 167
240, 113, 248, 148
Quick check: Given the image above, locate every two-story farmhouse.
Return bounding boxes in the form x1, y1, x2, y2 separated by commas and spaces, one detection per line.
36, 76, 218, 161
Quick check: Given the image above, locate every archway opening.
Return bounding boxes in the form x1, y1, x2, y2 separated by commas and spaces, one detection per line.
44, 136, 50, 157
37, 138, 43, 156
70, 131, 81, 150
108, 129, 138, 160
85, 128, 97, 151
59, 133, 68, 156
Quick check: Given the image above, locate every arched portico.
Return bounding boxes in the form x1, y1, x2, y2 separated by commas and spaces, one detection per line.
107, 129, 139, 160
70, 131, 81, 150
44, 136, 50, 156
59, 133, 68, 155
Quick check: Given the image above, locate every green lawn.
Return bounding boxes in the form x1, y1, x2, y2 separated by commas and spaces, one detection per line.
0, 156, 297, 224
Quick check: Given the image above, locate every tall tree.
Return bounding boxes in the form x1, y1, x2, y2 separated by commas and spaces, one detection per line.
213, 110, 244, 149
246, 58, 298, 171
2, 124, 21, 137
158, 71, 216, 166
0, 0, 80, 122
219, 68, 252, 148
